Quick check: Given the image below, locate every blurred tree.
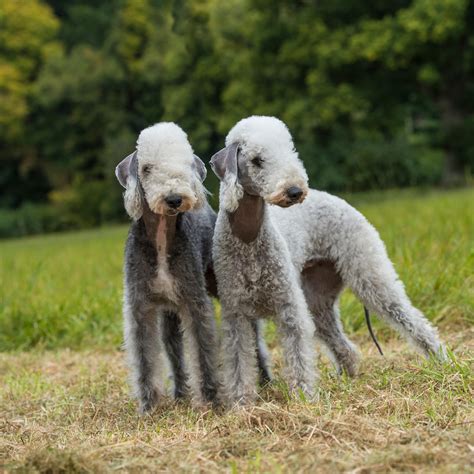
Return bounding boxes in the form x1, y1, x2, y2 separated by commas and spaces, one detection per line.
322, 0, 473, 182
0, 0, 472, 235
209, 0, 472, 190
0, 0, 60, 207
45, 0, 119, 49
161, 0, 224, 151
0, 0, 60, 140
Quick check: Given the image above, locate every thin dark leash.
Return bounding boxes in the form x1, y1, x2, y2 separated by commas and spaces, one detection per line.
364, 306, 384, 356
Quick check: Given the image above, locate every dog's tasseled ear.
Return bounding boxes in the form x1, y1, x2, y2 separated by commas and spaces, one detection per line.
115, 151, 143, 220
115, 151, 137, 188
210, 143, 239, 180
193, 154, 207, 182
210, 143, 243, 211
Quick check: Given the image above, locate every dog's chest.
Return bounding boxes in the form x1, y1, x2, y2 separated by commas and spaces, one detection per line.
150, 218, 179, 304
223, 238, 289, 311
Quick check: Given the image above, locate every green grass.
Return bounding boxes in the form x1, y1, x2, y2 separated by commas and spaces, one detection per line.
0, 225, 126, 351
1, 188, 473, 351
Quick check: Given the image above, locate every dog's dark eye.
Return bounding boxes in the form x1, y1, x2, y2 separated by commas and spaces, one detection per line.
251, 157, 263, 168
142, 165, 151, 175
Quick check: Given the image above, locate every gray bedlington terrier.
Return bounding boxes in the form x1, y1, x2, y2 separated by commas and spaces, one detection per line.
211, 115, 446, 405
115, 122, 222, 413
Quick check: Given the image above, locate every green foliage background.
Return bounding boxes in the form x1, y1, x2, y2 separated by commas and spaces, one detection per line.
1, 188, 472, 351
1, 0, 473, 236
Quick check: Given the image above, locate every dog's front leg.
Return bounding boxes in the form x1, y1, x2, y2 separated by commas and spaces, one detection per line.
220, 309, 259, 406
180, 296, 221, 406
276, 297, 317, 400
162, 310, 189, 399
123, 298, 165, 414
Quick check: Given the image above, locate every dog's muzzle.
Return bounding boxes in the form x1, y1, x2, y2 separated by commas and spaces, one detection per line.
268, 185, 307, 208
153, 193, 196, 215
286, 186, 304, 203
165, 194, 183, 210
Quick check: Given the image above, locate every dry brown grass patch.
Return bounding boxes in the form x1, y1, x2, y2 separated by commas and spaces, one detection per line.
1, 329, 473, 473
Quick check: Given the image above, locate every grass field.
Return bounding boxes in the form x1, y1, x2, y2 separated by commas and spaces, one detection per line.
1, 188, 473, 472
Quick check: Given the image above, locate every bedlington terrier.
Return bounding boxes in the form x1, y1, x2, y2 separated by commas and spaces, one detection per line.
211, 115, 446, 404
115, 122, 222, 413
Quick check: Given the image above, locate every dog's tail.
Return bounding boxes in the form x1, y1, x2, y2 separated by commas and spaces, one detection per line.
364, 306, 384, 356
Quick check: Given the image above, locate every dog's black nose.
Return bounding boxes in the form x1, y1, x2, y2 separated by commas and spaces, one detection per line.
286, 186, 303, 201
165, 195, 183, 209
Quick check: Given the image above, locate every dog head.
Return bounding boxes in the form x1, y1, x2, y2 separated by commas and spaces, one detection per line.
210, 116, 308, 211
115, 122, 207, 220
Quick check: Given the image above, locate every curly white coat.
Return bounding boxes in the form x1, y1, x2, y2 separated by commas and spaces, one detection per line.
212, 116, 446, 405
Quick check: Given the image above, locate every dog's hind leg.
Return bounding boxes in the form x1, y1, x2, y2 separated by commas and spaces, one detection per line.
163, 310, 189, 399
353, 278, 446, 360
336, 223, 446, 360
302, 260, 360, 376
252, 319, 273, 385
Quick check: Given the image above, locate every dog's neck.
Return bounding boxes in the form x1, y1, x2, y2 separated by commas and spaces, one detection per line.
228, 191, 265, 244
141, 202, 177, 257
141, 202, 179, 301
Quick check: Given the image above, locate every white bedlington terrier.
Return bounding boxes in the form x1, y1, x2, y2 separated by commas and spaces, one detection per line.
211, 115, 446, 405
